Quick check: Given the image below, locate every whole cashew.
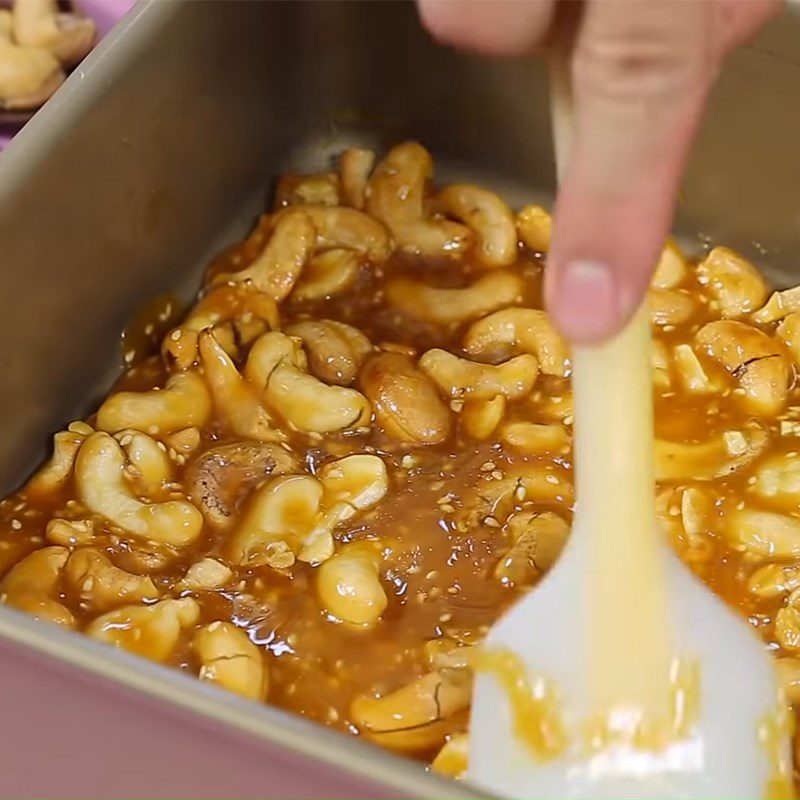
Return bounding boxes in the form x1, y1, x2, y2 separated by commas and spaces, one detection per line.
437, 183, 517, 267
96, 371, 212, 436
419, 349, 538, 400
76, 432, 203, 547
194, 621, 268, 701
695, 320, 792, 416
198, 330, 285, 443
752, 453, 800, 508
696, 246, 768, 318
501, 421, 570, 455
0, 546, 74, 627
24, 420, 92, 497
494, 510, 569, 585
672, 344, 719, 395
359, 351, 452, 444
12, 0, 97, 67
654, 422, 768, 482
87, 597, 200, 662
463, 308, 569, 377
649, 288, 697, 327
516, 205, 551, 253
274, 172, 339, 208
753, 286, 800, 325
178, 558, 233, 592
292, 249, 361, 302
214, 210, 315, 300
777, 313, 800, 366
285, 319, 373, 386
748, 564, 800, 600
460, 395, 505, 440
386, 271, 524, 326
432, 734, 469, 779
339, 148, 375, 209
365, 141, 470, 257
724, 509, 800, 562
651, 239, 688, 290
64, 547, 159, 612
114, 429, 173, 497
246, 332, 372, 434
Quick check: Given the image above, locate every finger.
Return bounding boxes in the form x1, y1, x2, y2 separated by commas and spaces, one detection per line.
417, 0, 555, 56
545, 0, 718, 343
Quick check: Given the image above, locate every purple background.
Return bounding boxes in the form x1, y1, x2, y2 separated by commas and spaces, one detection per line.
0, 0, 135, 150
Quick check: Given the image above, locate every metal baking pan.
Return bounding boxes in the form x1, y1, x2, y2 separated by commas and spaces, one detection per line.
1, 1, 800, 796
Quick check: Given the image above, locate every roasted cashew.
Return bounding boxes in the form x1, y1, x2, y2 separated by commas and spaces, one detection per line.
87, 597, 200, 662
96, 371, 212, 436
695, 321, 792, 416
419, 349, 538, 400
724, 509, 800, 561
114, 429, 172, 497
185, 440, 299, 530
696, 246, 768, 318
198, 330, 284, 443
0, 9, 63, 111
748, 564, 800, 599
652, 339, 671, 390
246, 332, 371, 434
463, 308, 569, 377
680, 486, 713, 537
285, 320, 373, 386
386, 271, 524, 326
274, 172, 339, 208
163, 284, 279, 370
651, 239, 687, 290
753, 286, 800, 325
437, 184, 517, 267
460, 396, 505, 441
777, 313, 800, 366
776, 603, 800, 651
76, 432, 203, 547
194, 621, 268, 701
359, 351, 451, 444
12, 0, 96, 67
516, 205, 551, 253
45, 517, 95, 547
752, 453, 800, 508
24, 420, 92, 497
214, 210, 315, 300
432, 734, 469, 779
0, 546, 74, 627
654, 422, 768, 482
292, 249, 361, 301
317, 541, 387, 627
350, 668, 472, 752
339, 148, 375, 209
776, 658, 800, 706
649, 288, 697, 327
501, 421, 569, 455
178, 558, 233, 592
281, 204, 392, 262
63, 547, 159, 612
672, 344, 719, 395
365, 141, 470, 256
494, 510, 569, 585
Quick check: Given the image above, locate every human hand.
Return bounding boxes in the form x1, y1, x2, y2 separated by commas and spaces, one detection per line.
417, 0, 778, 342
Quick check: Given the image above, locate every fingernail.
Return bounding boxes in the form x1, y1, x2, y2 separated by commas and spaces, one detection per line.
548, 260, 622, 343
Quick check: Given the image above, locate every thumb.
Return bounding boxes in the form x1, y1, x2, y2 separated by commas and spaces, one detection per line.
545, 0, 717, 343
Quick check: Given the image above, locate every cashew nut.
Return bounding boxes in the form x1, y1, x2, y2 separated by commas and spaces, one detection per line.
419, 349, 538, 400
96, 371, 212, 436
463, 308, 569, 377
63, 547, 159, 612
350, 668, 471, 751
317, 541, 387, 627
45, 517, 95, 547
501, 421, 570, 455
494, 510, 569, 585
777, 313, 800, 366
274, 172, 339, 208
76, 432, 203, 547
194, 621, 268, 701
292, 249, 361, 302
437, 184, 517, 267
214, 210, 315, 300
654, 422, 768, 482
672, 344, 719, 395
339, 148, 375, 209
87, 597, 200, 662
359, 351, 451, 444
198, 330, 284, 443
776, 658, 800, 706
652, 339, 671, 390
432, 734, 469, 779
651, 239, 687, 290
24, 420, 92, 497
386, 271, 524, 326
753, 286, 800, 325
178, 558, 233, 592
285, 319, 372, 386
246, 332, 372, 434
516, 205, 551, 253
724, 509, 800, 561
0, 9, 63, 111
649, 288, 697, 327
695, 321, 791, 416
12, 0, 96, 67
696, 246, 768, 318
114, 429, 172, 497
752, 452, 800, 508
460, 395, 505, 440
748, 564, 800, 599
185, 440, 299, 530
365, 141, 470, 256
680, 486, 713, 537
0, 546, 74, 627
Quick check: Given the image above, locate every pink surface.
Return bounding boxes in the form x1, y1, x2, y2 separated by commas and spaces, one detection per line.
0, 0, 136, 149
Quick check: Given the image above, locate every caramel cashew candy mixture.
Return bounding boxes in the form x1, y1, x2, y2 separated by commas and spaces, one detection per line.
4, 141, 800, 783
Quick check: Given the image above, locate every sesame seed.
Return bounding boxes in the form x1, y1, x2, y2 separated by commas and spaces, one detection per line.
10, 519, 21, 530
